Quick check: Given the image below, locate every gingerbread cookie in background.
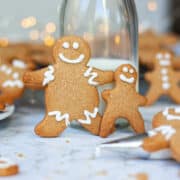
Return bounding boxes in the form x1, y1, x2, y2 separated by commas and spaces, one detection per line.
159, 33, 179, 47
139, 48, 180, 70
99, 64, 146, 138
0, 42, 53, 66
23, 36, 114, 137
0, 157, 19, 176
0, 59, 34, 110
26, 43, 53, 66
0, 43, 28, 64
145, 51, 180, 106
139, 30, 180, 70
139, 48, 173, 69
142, 107, 180, 162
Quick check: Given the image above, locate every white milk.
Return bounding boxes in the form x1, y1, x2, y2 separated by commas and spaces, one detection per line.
88, 58, 137, 115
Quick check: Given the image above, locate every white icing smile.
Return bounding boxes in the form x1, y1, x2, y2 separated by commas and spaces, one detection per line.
119, 74, 135, 84
59, 53, 85, 64
59, 41, 84, 64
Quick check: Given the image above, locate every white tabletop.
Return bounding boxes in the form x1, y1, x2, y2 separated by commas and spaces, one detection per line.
0, 102, 180, 180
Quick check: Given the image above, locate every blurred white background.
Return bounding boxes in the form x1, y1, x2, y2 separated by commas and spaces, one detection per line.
0, 0, 172, 43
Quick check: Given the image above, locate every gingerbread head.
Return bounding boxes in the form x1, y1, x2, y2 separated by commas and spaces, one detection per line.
114, 64, 137, 88
53, 36, 91, 66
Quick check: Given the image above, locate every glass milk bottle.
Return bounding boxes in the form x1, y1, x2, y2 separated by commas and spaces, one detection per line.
59, 0, 138, 115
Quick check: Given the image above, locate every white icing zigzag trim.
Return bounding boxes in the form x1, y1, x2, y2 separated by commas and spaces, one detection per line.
43, 65, 55, 86
2, 80, 24, 88
48, 111, 70, 127
119, 74, 135, 84
59, 53, 85, 64
163, 107, 180, 121
84, 67, 98, 86
78, 107, 98, 125
148, 125, 176, 140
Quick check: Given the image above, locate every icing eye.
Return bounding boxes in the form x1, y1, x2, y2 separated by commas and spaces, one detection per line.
62, 42, 70, 49
156, 53, 163, 60
165, 53, 170, 59
122, 67, 128, 73
129, 69, 134, 74
73, 42, 79, 49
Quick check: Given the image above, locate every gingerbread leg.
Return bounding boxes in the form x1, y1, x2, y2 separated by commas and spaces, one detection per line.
99, 110, 117, 138
0, 103, 5, 111
169, 87, 180, 104
170, 132, 180, 162
146, 87, 161, 105
126, 110, 145, 133
35, 111, 69, 137
0, 94, 7, 110
78, 108, 101, 135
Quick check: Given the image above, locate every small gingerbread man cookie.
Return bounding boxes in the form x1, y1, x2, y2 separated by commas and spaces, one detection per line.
145, 51, 180, 105
0, 157, 19, 176
142, 107, 180, 162
0, 60, 34, 110
23, 36, 114, 137
99, 64, 146, 138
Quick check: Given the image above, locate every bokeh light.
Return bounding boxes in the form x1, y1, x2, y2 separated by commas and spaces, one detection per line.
0, 37, 9, 47
21, 16, 37, 29
29, 30, 40, 40
43, 35, 55, 46
147, 1, 158, 12
45, 22, 56, 33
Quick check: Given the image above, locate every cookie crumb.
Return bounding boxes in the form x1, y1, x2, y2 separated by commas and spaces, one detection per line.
65, 139, 70, 143
0, 157, 19, 176
96, 170, 108, 176
16, 153, 25, 158
130, 173, 148, 180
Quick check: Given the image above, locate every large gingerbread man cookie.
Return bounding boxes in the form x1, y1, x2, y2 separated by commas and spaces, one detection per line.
0, 60, 34, 110
99, 64, 146, 138
142, 107, 180, 162
145, 51, 180, 105
23, 36, 114, 137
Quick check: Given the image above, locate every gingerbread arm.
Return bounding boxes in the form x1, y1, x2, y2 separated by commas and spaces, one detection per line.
102, 89, 111, 101
136, 93, 147, 106
23, 65, 55, 90
142, 133, 169, 152
170, 131, 180, 162
92, 67, 114, 85
175, 72, 180, 80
